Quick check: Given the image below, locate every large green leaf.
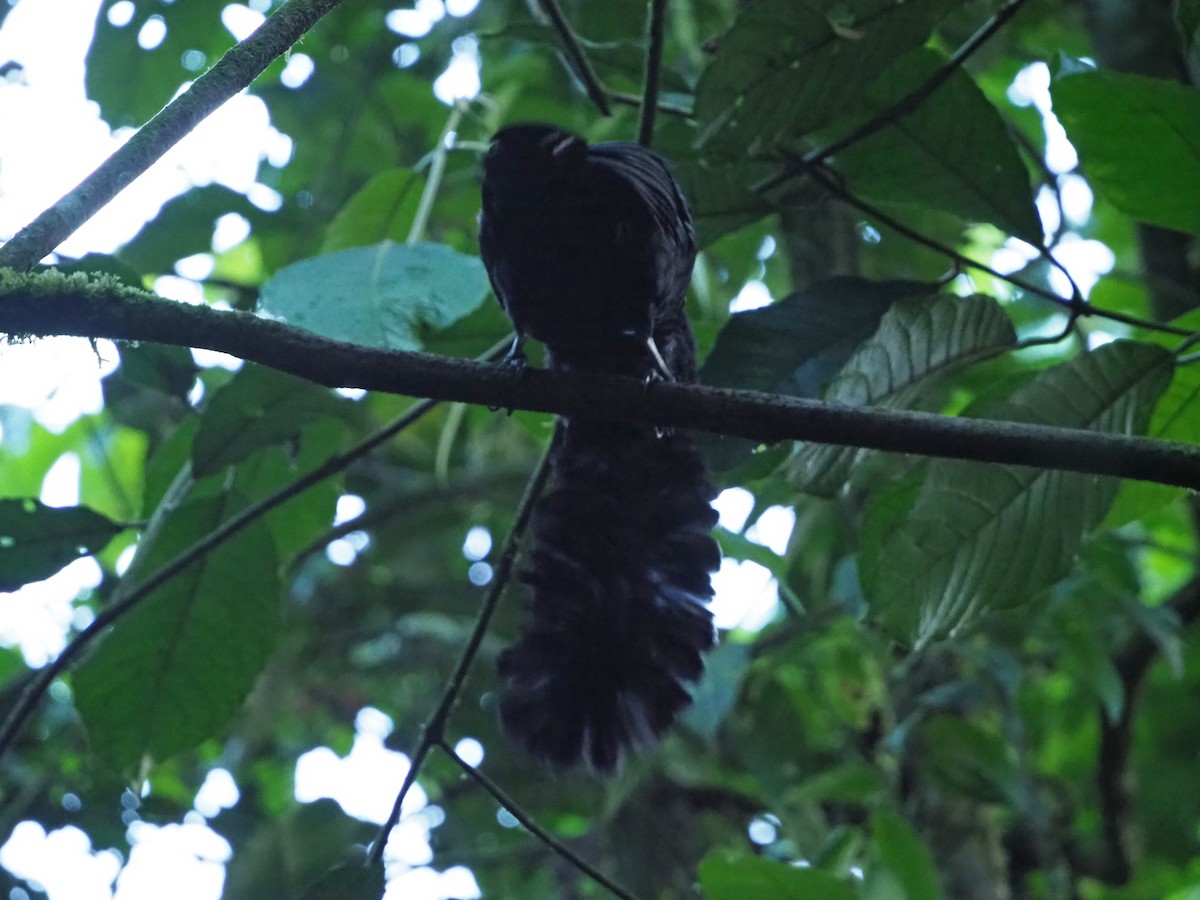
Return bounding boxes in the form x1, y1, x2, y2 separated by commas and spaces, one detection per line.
192, 365, 347, 477
118, 185, 260, 276
832, 49, 1042, 243
865, 341, 1173, 646
1104, 310, 1200, 525
321, 168, 424, 253
700, 277, 927, 470
694, 0, 959, 155
699, 853, 857, 900
259, 241, 490, 350
74, 493, 281, 769
789, 294, 1017, 495
222, 800, 377, 900
1052, 67, 1200, 235
1105, 367, 1200, 526
0, 500, 124, 591
672, 158, 776, 248
701, 277, 931, 393
872, 811, 943, 900
680, 640, 752, 740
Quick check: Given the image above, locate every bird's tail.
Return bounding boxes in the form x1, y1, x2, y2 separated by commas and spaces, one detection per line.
498, 420, 720, 773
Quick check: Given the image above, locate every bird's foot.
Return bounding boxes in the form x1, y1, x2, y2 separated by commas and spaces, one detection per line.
490, 337, 528, 414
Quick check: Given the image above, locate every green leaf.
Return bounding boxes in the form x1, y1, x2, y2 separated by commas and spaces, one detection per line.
700, 277, 923, 471
1105, 311, 1200, 526
794, 761, 883, 803
222, 800, 377, 900
299, 864, 386, 900
702, 277, 930, 393
869, 341, 1173, 646
916, 716, 1017, 803
484, 21, 693, 94
681, 640, 751, 740
699, 853, 857, 900
231, 417, 348, 563
1052, 68, 1200, 235
695, 0, 959, 154
832, 49, 1042, 243
74, 493, 281, 769
113, 343, 199, 399
789, 294, 1017, 495
259, 241, 490, 350
0, 500, 124, 591
192, 365, 348, 477
86, 2, 240, 127
322, 168, 425, 253
872, 811, 943, 900
672, 158, 776, 248
118, 185, 259, 275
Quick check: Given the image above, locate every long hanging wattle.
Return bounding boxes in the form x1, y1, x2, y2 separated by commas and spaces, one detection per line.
479, 124, 721, 772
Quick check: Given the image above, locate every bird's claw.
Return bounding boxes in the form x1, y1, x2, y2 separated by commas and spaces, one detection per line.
502, 336, 529, 371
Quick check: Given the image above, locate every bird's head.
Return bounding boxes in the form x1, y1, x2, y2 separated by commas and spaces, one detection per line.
481, 124, 587, 206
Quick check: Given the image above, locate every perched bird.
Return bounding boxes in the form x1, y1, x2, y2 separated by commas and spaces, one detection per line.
479, 124, 721, 772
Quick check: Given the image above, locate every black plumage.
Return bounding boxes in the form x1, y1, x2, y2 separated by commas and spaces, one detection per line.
479, 124, 720, 772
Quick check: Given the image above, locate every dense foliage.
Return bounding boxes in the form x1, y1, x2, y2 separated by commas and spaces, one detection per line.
2, 0, 1200, 897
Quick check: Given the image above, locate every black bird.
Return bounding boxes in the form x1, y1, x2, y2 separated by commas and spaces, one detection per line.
479, 124, 721, 772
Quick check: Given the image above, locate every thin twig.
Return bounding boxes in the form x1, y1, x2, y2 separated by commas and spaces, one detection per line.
0, 339, 511, 762
637, 0, 669, 147
407, 102, 467, 245
368, 427, 561, 865
806, 0, 1031, 167
610, 91, 692, 119
437, 738, 639, 900
0, 0, 345, 271
535, 0, 612, 116
798, 162, 1073, 307
1009, 126, 1067, 246
797, 162, 1198, 339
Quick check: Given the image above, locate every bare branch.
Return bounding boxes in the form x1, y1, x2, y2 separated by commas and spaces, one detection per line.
535, 0, 612, 117
637, 0, 669, 147
438, 738, 639, 900
0, 0, 345, 271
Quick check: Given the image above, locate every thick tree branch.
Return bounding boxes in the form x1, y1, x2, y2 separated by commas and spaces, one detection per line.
2, 275, 1200, 491
0, 0, 345, 271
